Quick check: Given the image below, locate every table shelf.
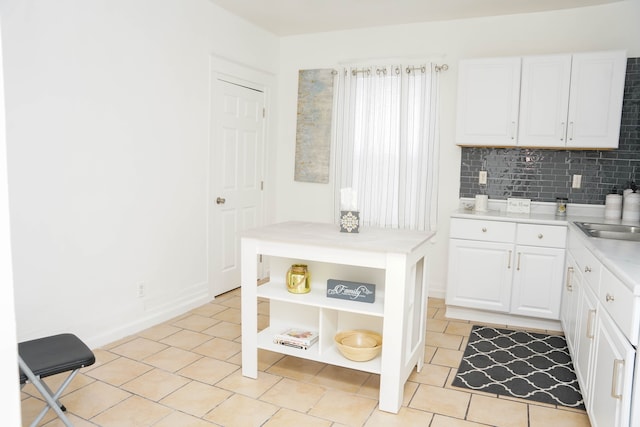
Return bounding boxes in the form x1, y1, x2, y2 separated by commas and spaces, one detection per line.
257, 280, 384, 317
257, 327, 382, 374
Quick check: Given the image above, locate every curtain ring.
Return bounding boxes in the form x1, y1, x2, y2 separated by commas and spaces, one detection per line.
406, 67, 411, 74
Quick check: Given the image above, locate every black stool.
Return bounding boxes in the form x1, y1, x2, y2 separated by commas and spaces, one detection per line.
19, 333, 95, 427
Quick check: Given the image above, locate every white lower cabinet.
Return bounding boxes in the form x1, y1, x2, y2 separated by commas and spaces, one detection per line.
511, 244, 566, 318
447, 217, 566, 324
574, 282, 597, 408
447, 239, 513, 312
562, 227, 638, 427
589, 310, 634, 427
561, 253, 582, 354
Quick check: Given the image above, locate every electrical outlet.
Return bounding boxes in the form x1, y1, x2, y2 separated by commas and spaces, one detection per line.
137, 282, 145, 298
572, 174, 582, 189
479, 170, 487, 185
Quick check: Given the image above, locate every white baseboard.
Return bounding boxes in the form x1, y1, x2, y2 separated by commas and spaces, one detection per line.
445, 305, 562, 332
86, 283, 211, 349
428, 281, 446, 299
428, 288, 446, 299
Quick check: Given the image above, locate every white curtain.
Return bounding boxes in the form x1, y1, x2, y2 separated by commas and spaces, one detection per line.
333, 64, 440, 231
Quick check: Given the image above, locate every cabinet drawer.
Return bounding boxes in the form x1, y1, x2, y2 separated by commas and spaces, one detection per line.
450, 218, 516, 242
516, 224, 567, 248
572, 246, 601, 294
600, 267, 640, 346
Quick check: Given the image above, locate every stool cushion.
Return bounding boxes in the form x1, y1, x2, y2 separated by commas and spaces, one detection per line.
19, 333, 95, 384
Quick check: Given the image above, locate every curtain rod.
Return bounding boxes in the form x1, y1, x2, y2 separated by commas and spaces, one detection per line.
332, 63, 449, 75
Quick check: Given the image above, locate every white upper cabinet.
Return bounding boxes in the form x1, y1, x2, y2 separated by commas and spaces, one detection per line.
455, 57, 521, 146
518, 54, 572, 147
566, 51, 627, 149
456, 50, 627, 149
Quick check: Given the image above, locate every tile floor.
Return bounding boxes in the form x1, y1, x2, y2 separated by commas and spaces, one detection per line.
20, 292, 592, 426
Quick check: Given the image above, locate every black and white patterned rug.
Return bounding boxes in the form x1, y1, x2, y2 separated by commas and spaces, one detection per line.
452, 325, 585, 409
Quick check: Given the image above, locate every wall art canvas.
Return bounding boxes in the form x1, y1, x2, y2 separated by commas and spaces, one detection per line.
294, 69, 335, 183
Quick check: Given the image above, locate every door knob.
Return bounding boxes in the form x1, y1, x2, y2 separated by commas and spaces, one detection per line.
216, 197, 226, 205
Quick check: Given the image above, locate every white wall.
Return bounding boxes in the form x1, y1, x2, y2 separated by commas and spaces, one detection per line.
275, 1, 640, 297
0, 18, 22, 426
1, 0, 279, 348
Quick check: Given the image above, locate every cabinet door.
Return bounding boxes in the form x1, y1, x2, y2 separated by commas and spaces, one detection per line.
455, 57, 521, 146
574, 284, 598, 408
561, 254, 582, 354
446, 239, 513, 312
518, 54, 572, 147
566, 51, 627, 149
511, 245, 565, 319
590, 310, 635, 427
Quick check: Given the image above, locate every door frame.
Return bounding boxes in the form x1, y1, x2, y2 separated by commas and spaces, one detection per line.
208, 55, 275, 297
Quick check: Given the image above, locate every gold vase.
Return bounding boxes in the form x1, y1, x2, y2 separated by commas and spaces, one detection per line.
286, 264, 310, 294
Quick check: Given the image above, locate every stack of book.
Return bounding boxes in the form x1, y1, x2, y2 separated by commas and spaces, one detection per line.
273, 328, 319, 350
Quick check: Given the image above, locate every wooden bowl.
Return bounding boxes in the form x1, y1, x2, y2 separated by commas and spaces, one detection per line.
334, 330, 382, 362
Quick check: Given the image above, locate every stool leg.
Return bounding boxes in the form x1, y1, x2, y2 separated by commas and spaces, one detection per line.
31, 370, 78, 427
19, 357, 75, 427
39, 380, 67, 411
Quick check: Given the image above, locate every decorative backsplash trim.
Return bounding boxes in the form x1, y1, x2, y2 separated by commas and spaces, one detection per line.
459, 57, 639, 205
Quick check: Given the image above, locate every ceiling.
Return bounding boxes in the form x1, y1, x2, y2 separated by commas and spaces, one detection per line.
208, 0, 624, 36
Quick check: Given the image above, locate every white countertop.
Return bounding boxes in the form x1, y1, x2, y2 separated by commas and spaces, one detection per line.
451, 208, 568, 225
567, 221, 640, 296
242, 221, 436, 254
451, 199, 640, 296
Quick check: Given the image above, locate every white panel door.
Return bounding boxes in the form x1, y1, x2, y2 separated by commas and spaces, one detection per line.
446, 239, 513, 312
566, 51, 627, 149
561, 255, 582, 355
518, 54, 572, 147
210, 79, 265, 296
510, 245, 565, 319
590, 310, 635, 427
574, 284, 597, 409
455, 57, 521, 146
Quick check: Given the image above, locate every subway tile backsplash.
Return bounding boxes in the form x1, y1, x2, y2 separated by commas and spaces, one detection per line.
459, 57, 640, 205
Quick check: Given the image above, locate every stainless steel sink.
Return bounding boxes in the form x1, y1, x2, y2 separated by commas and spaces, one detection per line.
574, 222, 640, 242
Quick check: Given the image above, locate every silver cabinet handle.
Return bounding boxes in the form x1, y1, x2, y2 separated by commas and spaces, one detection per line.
511, 121, 516, 140
569, 121, 575, 141
566, 267, 574, 291
585, 266, 592, 273
507, 250, 512, 269
538, 233, 543, 239
216, 197, 226, 205
517, 252, 521, 271
611, 359, 624, 399
606, 293, 615, 303
586, 309, 596, 339
482, 227, 487, 233
560, 122, 566, 141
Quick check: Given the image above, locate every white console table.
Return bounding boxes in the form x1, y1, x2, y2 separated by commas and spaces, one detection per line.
240, 221, 434, 413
